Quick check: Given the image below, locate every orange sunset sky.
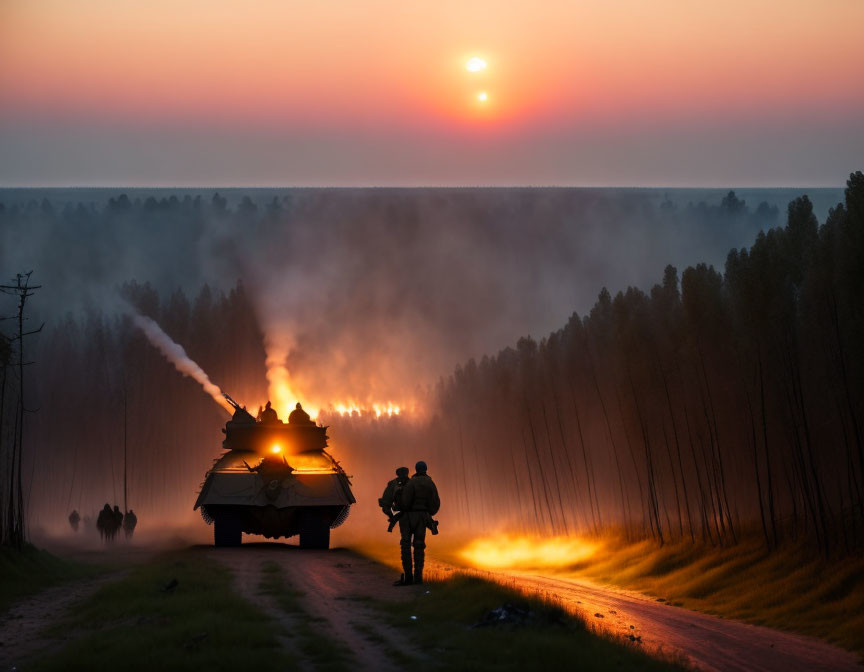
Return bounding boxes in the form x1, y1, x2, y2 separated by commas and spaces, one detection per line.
1, 0, 862, 186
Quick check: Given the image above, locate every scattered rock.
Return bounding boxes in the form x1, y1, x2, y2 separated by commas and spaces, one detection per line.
629, 625, 635, 629
183, 631, 209, 651
473, 603, 531, 628
162, 578, 179, 593
655, 597, 666, 602
594, 613, 604, 618
609, 610, 617, 615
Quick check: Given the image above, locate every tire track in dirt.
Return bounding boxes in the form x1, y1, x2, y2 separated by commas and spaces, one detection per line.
0, 571, 126, 668
213, 544, 426, 672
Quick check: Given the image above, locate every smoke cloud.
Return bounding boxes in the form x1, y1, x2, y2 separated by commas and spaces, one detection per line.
1, 186, 842, 418
129, 312, 233, 415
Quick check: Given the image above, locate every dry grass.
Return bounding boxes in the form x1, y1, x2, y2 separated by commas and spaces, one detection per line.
569, 535, 864, 654
353, 534, 864, 655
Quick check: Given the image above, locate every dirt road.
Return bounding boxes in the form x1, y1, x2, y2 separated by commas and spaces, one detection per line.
456, 564, 861, 672
0, 571, 124, 669
212, 544, 425, 672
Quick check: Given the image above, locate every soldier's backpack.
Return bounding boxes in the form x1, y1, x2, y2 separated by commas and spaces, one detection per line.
392, 478, 407, 511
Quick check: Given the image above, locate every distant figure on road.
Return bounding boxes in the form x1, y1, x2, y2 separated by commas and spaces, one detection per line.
379, 467, 410, 533
288, 402, 313, 425
113, 505, 124, 539
96, 503, 113, 541
123, 509, 138, 539
260, 400, 278, 424
395, 461, 440, 586
68, 509, 80, 532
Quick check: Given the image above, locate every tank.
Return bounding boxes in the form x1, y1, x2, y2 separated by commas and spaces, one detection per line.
194, 395, 355, 548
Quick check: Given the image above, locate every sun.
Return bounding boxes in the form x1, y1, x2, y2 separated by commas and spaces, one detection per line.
477, 91, 488, 102
466, 57, 487, 72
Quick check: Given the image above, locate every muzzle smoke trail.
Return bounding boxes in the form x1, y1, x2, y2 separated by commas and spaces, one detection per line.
130, 313, 233, 415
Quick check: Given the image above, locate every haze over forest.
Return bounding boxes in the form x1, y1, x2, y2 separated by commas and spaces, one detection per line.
2, 180, 861, 555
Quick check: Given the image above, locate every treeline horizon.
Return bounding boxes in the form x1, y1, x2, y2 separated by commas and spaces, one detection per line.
424, 171, 864, 554
1, 177, 861, 555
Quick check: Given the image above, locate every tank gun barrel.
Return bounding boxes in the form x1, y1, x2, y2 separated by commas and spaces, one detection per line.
223, 393, 241, 411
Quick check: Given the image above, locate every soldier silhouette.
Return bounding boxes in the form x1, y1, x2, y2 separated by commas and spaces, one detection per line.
395, 461, 440, 586
260, 401, 278, 423
379, 467, 410, 533
288, 402, 312, 425
68, 509, 80, 532
123, 509, 138, 539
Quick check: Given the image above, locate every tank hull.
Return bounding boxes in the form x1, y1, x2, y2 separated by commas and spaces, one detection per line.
195, 404, 355, 549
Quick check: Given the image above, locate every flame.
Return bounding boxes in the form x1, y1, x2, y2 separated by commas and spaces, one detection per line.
264, 343, 318, 419
460, 535, 600, 571
263, 338, 411, 422
270, 443, 282, 454
324, 401, 403, 418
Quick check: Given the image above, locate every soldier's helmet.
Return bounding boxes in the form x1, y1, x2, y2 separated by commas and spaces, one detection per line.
396, 466, 409, 477
415, 460, 427, 473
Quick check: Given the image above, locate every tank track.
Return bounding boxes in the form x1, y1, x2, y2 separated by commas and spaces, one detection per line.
330, 505, 351, 529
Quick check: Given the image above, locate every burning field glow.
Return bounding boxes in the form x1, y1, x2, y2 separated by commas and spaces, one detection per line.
460, 535, 601, 571
130, 307, 414, 425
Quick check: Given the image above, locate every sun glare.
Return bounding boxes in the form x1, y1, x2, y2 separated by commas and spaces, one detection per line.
270, 444, 282, 454
466, 57, 487, 72
477, 91, 488, 102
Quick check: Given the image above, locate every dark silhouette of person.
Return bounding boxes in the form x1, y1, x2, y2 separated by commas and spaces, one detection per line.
379, 467, 410, 532
112, 505, 124, 540
260, 400, 278, 423
256, 405, 263, 421
395, 461, 440, 586
288, 402, 312, 425
68, 509, 80, 532
123, 509, 138, 539
97, 503, 113, 541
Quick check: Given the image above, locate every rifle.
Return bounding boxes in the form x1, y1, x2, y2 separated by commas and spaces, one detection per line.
387, 511, 403, 533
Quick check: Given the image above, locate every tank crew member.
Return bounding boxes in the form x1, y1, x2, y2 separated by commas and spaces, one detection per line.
379, 467, 410, 533
395, 461, 440, 586
260, 400, 279, 423
123, 509, 138, 539
68, 509, 80, 532
288, 402, 313, 425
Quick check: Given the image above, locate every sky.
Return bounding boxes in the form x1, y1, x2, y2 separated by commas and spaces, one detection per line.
1, 0, 862, 187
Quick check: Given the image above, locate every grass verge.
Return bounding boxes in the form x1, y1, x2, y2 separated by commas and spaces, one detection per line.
570, 536, 864, 654
29, 548, 291, 672
0, 543, 99, 613
258, 560, 354, 672
371, 573, 685, 672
